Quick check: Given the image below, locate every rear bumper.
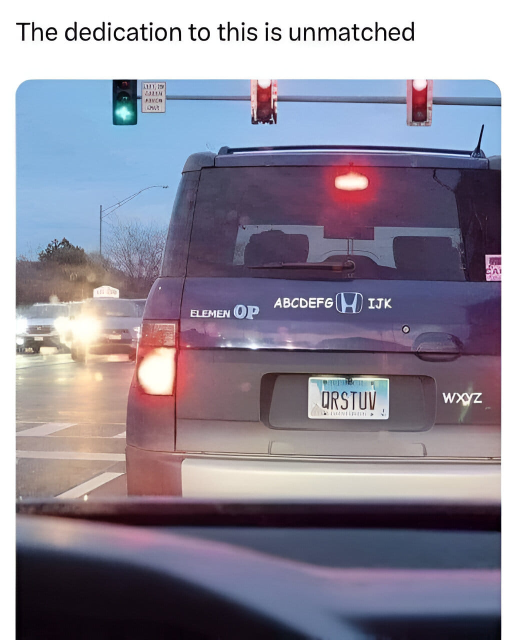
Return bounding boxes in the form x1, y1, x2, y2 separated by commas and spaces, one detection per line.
126, 445, 500, 502
88, 341, 136, 355
18, 334, 63, 348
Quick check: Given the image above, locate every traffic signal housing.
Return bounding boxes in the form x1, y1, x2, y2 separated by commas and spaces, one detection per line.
407, 80, 433, 126
113, 80, 138, 126
251, 80, 278, 124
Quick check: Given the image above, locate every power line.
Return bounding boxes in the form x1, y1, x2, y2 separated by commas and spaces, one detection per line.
100, 185, 168, 256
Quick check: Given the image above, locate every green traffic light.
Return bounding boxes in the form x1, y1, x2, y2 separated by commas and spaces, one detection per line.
114, 104, 136, 124
113, 81, 138, 126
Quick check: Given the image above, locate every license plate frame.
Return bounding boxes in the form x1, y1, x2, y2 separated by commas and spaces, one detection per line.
308, 376, 389, 420
33, 337, 44, 342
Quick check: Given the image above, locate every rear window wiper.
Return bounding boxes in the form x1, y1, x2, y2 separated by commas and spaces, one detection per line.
248, 260, 356, 271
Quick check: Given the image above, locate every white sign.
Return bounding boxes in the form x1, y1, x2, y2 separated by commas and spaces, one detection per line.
485, 255, 501, 282
93, 286, 119, 298
141, 82, 166, 113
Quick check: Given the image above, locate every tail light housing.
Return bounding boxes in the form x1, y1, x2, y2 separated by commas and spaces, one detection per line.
136, 321, 178, 395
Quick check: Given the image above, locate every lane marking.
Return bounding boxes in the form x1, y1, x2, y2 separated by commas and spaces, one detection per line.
114, 431, 126, 438
56, 472, 124, 499
16, 451, 125, 462
16, 357, 76, 370
17, 423, 77, 437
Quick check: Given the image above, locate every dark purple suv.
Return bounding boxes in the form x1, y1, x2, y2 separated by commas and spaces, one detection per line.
126, 146, 501, 500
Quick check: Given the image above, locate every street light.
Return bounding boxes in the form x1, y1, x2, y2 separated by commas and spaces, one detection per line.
99, 185, 168, 256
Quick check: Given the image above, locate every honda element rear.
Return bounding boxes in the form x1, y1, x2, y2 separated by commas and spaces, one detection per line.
126, 146, 501, 500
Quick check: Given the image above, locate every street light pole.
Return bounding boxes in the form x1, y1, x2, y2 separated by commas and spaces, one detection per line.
99, 185, 168, 257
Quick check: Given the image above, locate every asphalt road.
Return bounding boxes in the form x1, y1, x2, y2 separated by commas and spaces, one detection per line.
16, 350, 134, 500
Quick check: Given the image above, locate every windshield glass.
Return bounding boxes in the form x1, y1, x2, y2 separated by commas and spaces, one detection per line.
186, 166, 499, 281
80, 300, 142, 318
26, 305, 67, 319
15, 80, 500, 511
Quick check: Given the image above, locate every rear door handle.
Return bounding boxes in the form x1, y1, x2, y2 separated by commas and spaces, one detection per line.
415, 352, 460, 362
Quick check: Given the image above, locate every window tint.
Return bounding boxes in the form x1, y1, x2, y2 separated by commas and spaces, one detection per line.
183, 166, 497, 281
455, 170, 501, 281
161, 171, 200, 277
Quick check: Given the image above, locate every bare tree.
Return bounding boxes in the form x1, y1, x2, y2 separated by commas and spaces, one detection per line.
105, 218, 168, 288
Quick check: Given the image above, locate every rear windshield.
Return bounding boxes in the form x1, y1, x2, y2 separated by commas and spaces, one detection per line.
181, 166, 500, 281
79, 300, 141, 318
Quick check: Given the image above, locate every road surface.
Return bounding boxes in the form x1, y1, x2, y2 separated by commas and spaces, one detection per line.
16, 350, 133, 500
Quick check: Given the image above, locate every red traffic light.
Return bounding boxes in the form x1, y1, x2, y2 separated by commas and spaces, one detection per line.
251, 80, 278, 124
407, 80, 433, 126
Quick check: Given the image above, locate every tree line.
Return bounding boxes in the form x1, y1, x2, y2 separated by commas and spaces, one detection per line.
17, 219, 168, 305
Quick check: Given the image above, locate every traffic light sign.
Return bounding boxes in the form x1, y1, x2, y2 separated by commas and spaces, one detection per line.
407, 80, 433, 126
251, 80, 278, 124
113, 80, 138, 126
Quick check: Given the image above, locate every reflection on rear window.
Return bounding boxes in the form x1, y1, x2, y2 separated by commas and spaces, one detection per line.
184, 166, 499, 281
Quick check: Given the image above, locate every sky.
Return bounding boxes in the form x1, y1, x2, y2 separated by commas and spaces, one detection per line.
16, 80, 501, 257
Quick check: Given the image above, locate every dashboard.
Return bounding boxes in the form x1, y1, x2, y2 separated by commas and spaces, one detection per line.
17, 500, 500, 639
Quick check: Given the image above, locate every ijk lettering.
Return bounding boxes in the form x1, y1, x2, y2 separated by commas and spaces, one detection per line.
442, 392, 483, 405
368, 298, 392, 309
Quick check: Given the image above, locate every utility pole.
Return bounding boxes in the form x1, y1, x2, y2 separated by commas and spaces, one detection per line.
99, 185, 168, 257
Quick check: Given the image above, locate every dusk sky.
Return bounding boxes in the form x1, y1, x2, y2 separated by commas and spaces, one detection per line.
16, 80, 501, 257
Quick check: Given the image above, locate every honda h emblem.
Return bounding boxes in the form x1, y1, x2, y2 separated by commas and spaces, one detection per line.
335, 292, 363, 314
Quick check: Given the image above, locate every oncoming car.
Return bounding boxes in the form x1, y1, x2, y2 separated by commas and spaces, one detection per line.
70, 297, 144, 362
126, 145, 501, 500
16, 302, 70, 353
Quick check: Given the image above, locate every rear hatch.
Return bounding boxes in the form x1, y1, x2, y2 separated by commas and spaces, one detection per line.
169, 156, 501, 459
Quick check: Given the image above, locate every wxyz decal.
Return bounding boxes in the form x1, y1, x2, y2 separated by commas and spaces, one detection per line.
442, 392, 483, 405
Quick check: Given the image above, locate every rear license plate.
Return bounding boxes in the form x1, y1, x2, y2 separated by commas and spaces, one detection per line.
34, 337, 44, 341
308, 377, 389, 420
107, 334, 122, 340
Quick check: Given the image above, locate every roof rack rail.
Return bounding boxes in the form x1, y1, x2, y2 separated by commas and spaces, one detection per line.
218, 145, 475, 156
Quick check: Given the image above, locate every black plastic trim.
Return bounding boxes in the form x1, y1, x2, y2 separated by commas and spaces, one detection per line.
16, 499, 500, 531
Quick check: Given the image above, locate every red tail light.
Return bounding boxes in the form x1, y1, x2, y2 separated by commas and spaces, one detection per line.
136, 321, 178, 395
335, 171, 369, 191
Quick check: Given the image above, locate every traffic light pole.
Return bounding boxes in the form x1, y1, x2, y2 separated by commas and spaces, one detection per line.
99, 205, 103, 256
135, 95, 500, 107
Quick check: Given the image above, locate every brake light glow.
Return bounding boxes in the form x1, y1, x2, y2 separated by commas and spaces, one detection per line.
72, 317, 101, 343
136, 321, 178, 395
137, 347, 176, 395
335, 172, 369, 191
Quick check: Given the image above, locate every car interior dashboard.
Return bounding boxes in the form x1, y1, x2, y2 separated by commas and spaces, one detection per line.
17, 499, 500, 639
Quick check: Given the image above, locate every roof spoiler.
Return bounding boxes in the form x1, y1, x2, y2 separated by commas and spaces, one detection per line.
488, 155, 501, 170
218, 145, 477, 156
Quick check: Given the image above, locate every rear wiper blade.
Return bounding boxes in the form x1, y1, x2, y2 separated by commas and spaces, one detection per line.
248, 260, 356, 271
